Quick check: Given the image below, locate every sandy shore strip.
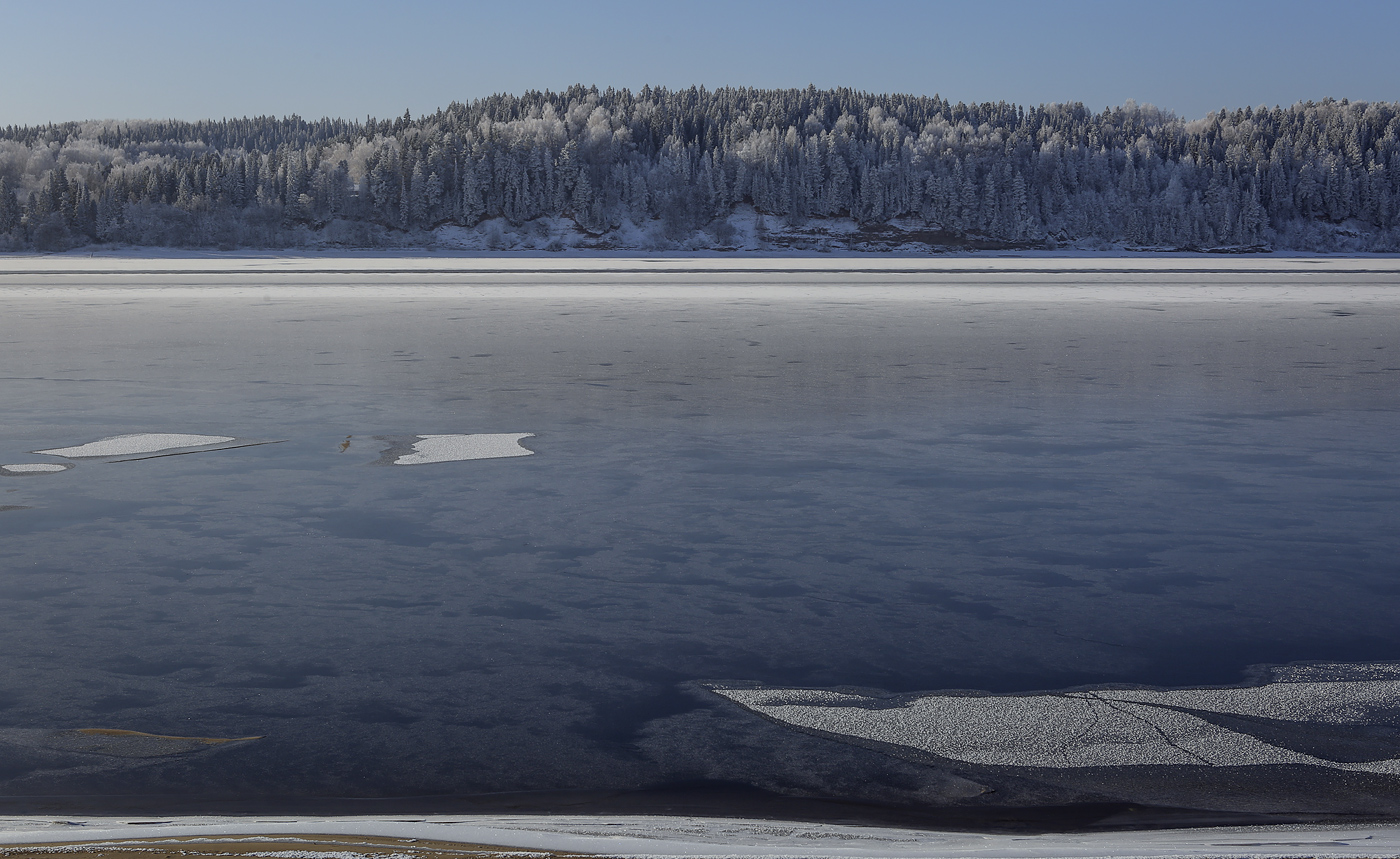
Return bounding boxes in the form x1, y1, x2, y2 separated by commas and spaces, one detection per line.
4, 817, 1400, 859
0, 833, 590, 859
14, 729, 265, 759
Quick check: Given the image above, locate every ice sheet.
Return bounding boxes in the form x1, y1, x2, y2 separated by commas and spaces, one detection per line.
712, 666, 1400, 774
2, 268, 1398, 815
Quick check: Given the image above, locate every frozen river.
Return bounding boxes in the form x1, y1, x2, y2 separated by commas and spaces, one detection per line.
1, 257, 1399, 824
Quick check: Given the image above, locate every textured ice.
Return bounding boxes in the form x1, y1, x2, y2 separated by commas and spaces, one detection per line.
393, 433, 535, 465
712, 663, 1400, 775
0, 463, 70, 474
33, 433, 237, 458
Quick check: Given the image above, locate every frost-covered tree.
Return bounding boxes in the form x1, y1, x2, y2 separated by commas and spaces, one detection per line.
0, 89, 1396, 250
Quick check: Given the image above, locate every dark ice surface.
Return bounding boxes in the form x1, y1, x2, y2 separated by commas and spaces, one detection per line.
1, 269, 1399, 822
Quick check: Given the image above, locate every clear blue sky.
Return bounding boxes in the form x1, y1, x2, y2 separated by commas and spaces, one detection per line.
3, 0, 1396, 126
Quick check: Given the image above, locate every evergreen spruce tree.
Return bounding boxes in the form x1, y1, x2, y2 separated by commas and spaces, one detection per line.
0, 177, 20, 235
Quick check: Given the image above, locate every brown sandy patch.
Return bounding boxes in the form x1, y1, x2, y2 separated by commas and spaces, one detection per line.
31, 730, 265, 759
0, 833, 601, 859
71, 730, 265, 745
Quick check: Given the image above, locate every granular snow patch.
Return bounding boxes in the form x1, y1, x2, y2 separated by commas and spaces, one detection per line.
34, 434, 237, 458
1, 463, 71, 474
394, 434, 536, 465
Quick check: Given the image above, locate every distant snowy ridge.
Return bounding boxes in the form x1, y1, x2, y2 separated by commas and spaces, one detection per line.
1, 88, 1397, 253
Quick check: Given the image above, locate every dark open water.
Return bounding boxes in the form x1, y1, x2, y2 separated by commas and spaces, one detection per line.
1, 272, 1398, 822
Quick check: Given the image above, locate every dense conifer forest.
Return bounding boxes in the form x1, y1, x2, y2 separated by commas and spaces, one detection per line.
1, 86, 1397, 252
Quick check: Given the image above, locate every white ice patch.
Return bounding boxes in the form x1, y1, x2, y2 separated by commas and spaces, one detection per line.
34, 433, 237, 458
713, 664, 1400, 775
1, 463, 70, 474
393, 433, 535, 465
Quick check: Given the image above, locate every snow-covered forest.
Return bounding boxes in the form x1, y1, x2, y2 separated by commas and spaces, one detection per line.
1, 86, 1398, 252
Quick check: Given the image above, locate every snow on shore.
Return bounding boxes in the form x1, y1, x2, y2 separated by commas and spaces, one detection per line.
1, 815, 1399, 858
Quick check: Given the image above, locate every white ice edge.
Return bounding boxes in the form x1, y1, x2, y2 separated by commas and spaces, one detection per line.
393, 433, 535, 466
3, 283, 1398, 308
33, 434, 237, 458
1, 253, 1398, 274
2, 816, 1400, 858
0, 463, 69, 474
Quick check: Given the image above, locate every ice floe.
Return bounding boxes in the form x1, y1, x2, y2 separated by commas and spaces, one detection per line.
710, 662, 1400, 775
0, 463, 72, 475
32, 433, 239, 459
386, 433, 536, 466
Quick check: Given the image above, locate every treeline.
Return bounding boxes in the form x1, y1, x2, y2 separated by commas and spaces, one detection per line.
1, 85, 1398, 252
